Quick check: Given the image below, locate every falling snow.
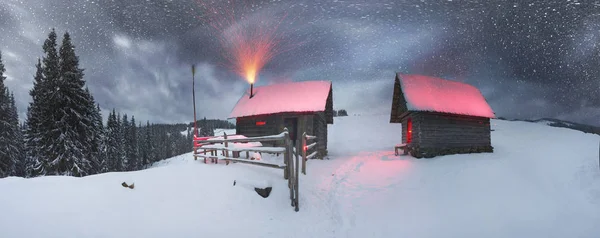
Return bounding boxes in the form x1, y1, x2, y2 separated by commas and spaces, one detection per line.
0, 0, 598, 125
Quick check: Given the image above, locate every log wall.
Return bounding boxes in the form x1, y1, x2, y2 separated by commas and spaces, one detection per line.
236, 112, 327, 157
314, 112, 328, 157
404, 112, 493, 158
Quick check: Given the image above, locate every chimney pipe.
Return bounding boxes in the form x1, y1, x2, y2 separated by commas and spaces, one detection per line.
250, 83, 254, 99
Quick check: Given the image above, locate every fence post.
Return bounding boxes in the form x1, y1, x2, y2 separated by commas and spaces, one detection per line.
295, 147, 300, 212
193, 147, 197, 160
285, 133, 294, 207
302, 132, 307, 175
283, 128, 289, 180
223, 132, 228, 158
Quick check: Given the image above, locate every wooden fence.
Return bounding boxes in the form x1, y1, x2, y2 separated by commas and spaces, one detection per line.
301, 132, 319, 174
192, 128, 312, 212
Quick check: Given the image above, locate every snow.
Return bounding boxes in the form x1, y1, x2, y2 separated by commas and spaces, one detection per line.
206, 134, 262, 147
180, 128, 236, 137
398, 73, 496, 118
228, 80, 332, 118
213, 128, 236, 136
2, 114, 600, 238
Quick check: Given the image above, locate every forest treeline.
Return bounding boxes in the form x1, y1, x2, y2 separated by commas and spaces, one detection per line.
0, 29, 233, 178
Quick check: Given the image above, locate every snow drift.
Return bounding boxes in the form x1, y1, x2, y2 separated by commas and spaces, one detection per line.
1, 114, 599, 238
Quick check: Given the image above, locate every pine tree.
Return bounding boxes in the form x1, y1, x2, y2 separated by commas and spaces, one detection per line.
37, 31, 94, 176
149, 123, 159, 163
199, 117, 214, 137
141, 121, 152, 167
36, 29, 62, 176
25, 57, 47, 177
8, 93, 24, 177
164, 127, 173, 159
26, 29, 65, 176
85, 93, 105, 174
18, 123, 29, 177
105, 109, 120, 171
0, 51, 13, 177
127, 116, 139, 171
93, 104, 108, 173
137, 122, 144, 169
119, 113, 128, 171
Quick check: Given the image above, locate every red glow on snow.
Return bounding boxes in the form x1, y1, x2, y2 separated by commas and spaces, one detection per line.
398, 74, 495, 118
195, 0, 295, 84
256, 121, 266, 126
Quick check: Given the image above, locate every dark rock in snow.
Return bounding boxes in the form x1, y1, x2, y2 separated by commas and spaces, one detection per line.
254, 187, 272, 198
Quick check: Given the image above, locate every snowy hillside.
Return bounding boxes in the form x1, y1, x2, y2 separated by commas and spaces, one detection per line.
1, 115, 600, 238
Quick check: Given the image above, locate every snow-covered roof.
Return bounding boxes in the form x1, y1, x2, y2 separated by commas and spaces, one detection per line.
228, 80, 332, 118
396, 73, 495, 118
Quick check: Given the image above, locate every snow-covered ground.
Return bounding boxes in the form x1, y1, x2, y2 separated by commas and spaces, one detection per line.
2, 115, 600, 238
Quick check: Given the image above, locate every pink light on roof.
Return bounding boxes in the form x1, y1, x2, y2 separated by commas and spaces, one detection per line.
229, 80, 332, 118
398, 74, 495, 118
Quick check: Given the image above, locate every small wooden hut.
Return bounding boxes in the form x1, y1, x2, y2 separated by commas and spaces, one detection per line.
390, 73, 495, 158
228, 81, 333, 158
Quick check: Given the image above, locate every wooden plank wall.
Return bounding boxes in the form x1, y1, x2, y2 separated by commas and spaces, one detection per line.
413, 112, 491, 148
236, 112, 321, 150
236, 115, 279, 146
390, 75, 409, 123
295, 115, 313, 153
314, 112, 328, 157
325, 86, 334, 124
401, 115, 421, 145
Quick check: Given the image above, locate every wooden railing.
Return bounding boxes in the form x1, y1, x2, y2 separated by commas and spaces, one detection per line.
192, 128, 301, 212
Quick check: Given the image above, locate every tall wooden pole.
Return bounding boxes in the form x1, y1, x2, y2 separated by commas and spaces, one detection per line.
192, 64, 198, 137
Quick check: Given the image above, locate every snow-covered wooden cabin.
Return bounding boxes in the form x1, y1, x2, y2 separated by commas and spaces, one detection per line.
228, 81, 333, 158
390, 73, 495, 158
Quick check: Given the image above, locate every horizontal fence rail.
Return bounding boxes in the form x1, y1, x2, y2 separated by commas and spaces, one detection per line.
301, 132, 318, 175
192, 128, 301, 212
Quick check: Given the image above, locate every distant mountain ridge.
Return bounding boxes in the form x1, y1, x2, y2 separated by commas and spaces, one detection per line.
497, 117, 600, 135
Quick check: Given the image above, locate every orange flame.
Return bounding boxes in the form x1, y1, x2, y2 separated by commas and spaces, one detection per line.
196, 0, 287, 84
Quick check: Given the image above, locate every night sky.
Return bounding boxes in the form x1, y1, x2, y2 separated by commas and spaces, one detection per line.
0, 0, 599, 125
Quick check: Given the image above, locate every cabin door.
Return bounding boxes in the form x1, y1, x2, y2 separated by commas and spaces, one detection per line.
284, 117, 298, 145
406, 118, 412, 144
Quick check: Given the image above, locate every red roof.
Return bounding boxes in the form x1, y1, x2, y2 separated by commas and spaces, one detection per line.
398, 74, 495, 118
228, 80, 332, 118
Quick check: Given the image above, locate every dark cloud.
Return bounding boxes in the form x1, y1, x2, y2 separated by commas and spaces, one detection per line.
0, 0, 599, 126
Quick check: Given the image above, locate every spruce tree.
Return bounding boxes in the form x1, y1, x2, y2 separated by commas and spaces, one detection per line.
119, 113, 128, 171
164, 126, 172, 159
93, 104, 108, 173
27, 29, 62, 176
8, 93, 24, 177
19, 123, 29, 177
127, 116, 139, 171
25, 57, 47, 176
105, 109, 119, 171
137, 122, 144, 169
38, 29, 61, 175
39, 31, 94, 176
0, 51, 13, 177
85, 92, 104, 174
141, 121, 152, 168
